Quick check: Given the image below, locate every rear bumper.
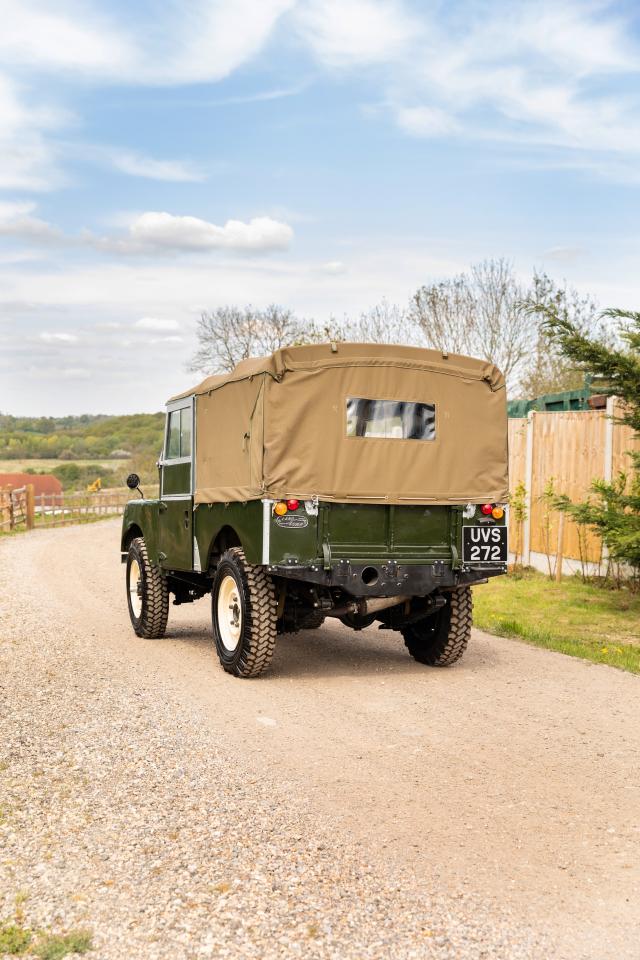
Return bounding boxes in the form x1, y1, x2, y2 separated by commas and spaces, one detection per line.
267, 559, 507, 597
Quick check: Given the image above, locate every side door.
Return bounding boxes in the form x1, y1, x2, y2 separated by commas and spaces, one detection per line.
159, 397, 194, 571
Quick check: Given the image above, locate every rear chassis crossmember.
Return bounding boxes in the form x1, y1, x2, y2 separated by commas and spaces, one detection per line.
267, 559, 507, 598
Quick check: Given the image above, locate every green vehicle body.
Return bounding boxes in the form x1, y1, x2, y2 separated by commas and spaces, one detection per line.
121, 343, 508, 656
121, 471, 507, 610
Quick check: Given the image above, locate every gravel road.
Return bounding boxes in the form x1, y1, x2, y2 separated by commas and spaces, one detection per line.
1, 520, 639, 960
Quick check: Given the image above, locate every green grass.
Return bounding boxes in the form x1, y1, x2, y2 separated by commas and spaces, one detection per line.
0, 922, 32, 955
0, 922, 92, 959
32, 931, 92, 960
0, 459, 129, 473
473, 568, 640, 674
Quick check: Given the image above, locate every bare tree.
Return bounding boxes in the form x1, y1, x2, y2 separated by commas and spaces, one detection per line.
190, 304, 313, 374
345, 299, 418, 345
408, 259, 530, 388
519, 273, 600, 398
408, 276, 476, 356
189, 268, 602, 398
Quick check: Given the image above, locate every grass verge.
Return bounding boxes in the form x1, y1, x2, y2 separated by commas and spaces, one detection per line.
473, 568, 640, 674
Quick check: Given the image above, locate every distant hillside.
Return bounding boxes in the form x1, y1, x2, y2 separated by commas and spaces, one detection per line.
0, 413, 165, 462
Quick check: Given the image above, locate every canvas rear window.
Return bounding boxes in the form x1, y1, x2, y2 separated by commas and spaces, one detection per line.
346, 398, 436, 441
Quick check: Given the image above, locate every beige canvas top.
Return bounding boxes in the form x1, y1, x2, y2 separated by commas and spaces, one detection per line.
171, 342, 508, 505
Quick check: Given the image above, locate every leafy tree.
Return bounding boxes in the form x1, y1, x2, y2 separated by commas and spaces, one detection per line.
538, 306, 640, 586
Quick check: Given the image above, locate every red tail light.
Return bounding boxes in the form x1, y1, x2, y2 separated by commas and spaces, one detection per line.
481, 503, 493, 515
286, 499, 300, 511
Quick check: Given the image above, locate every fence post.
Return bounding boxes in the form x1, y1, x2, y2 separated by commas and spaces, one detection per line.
25, 484, 35, 530
604, 396, 615, 482
600, 396, 616, 573
523, 410, 535, 566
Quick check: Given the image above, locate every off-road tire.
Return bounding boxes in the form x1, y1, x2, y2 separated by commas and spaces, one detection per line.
126, 537, 169, 639
212, 548, 277, 678
402, 586, 472, 666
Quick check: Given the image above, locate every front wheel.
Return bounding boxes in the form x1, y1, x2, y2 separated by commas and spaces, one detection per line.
126, 537, 169, 639
402, 586, 472, 666
212, 548, 277, 678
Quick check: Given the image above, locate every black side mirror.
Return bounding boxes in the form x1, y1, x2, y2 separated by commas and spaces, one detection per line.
126, 473, 144, 498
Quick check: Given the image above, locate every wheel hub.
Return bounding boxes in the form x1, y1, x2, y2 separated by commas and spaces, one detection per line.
129, 558, 142, 618
218, 575, 242, 652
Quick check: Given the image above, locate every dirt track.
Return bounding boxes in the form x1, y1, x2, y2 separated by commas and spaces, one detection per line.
1, 520, 639, 959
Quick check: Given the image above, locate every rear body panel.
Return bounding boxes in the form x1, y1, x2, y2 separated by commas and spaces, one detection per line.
264, 500, 506, 597
322, 503, 453, 562
122, 497, 506, 597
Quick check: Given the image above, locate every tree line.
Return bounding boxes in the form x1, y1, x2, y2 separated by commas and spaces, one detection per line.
0, 413, 165, 462
189, 259, 604, 398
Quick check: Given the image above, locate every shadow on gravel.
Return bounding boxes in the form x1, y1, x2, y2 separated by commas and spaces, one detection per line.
154, 612, 488, 680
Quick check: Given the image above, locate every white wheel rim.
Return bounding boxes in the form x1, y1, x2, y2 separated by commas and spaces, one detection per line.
218, 575, 242, 652
129, 558, 142, 618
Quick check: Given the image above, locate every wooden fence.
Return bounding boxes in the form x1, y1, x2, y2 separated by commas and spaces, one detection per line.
508, 399, 639, 572
33, 490, 131, 528
0, 485, 30, 531
1, 486, 132, 531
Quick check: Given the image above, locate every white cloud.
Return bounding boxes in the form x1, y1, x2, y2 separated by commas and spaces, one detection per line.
0, 204, 293, 257
39, 331, 78, 343
135, 317, 181, 332
387, 2, 640, 156
0, 0, 133, 74
0, 200, 63, 241
395, 106, 458, 138
106, 149, 206, 183
150, 335, 184, 344
204, 82, 309, 106
290, 0, 640, 165
541, 246, 586, 264
121, 211, 294, 254
136, 0, 295, 85
0, 74, 68, 190
295, 0, 417, 65
0, 0, 293, 86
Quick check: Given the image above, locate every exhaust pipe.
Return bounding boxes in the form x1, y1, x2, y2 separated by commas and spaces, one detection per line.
325, 595, 410, 619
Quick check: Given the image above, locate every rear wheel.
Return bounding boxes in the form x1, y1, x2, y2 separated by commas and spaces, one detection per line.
212, 548, 277, 678
126, 537, 169, 639
402, 586, 472, 666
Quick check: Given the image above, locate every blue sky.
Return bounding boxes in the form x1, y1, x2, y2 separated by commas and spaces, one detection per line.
1, 0, 640, 415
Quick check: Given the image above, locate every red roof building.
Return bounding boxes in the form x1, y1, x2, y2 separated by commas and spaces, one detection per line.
0, 473, 63, 496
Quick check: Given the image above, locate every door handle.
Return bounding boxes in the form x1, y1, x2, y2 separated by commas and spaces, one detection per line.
184, 510, 190, 529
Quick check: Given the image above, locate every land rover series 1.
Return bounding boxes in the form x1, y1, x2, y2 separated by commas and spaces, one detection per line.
121, 342, 508, 677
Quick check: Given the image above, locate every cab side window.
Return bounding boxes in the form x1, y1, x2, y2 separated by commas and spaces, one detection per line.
165, 407, 192, 460
180, 407, 191, 457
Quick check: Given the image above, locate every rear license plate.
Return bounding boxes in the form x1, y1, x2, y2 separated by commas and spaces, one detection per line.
463, 525, 508, 563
